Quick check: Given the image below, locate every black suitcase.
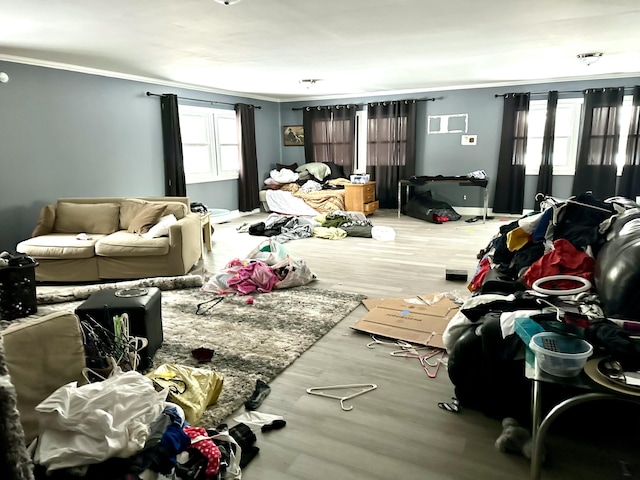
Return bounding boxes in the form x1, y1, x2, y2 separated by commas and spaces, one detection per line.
75, 287, 163, 369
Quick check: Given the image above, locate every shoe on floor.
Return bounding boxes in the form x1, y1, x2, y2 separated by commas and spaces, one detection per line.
245, 379, 271, 410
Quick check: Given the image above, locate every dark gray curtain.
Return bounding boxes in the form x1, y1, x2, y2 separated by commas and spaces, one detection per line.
535, 91, 558, 202
618, 86, 640, 200
235, 103, 260, 212
302, 105, 356, 175
160, 94, 186, 196
366, 100, 417, 208
493, 93, 530, 214
572, 87, 624, 199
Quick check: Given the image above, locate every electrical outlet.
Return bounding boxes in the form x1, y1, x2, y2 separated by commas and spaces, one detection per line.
463, 195, 467, 200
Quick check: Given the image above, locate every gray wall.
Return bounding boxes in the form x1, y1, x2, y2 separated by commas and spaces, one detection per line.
280, 77, 640, 211
2, 57, 639, 250
0, 61, 281, 248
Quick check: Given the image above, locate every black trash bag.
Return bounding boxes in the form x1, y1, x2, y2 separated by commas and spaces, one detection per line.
402, 190, 461, 224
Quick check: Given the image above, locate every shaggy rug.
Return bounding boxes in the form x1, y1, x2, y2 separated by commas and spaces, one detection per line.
33, 285, 366, 428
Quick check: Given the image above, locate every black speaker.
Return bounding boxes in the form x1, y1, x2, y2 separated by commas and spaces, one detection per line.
75, 287, 162, 369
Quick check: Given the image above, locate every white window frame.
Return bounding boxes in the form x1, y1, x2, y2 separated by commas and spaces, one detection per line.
524, 98, 583, 176
178, 104, 239, 184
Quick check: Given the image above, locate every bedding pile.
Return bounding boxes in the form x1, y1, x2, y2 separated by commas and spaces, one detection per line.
262, 161, 351, 216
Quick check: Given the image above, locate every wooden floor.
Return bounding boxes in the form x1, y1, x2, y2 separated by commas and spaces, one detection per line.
201, 209, 639, 480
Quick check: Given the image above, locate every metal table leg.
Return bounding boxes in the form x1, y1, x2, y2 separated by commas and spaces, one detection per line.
530, 392, 633, 480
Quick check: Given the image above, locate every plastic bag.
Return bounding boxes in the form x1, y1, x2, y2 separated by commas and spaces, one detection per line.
147, 363, 224, 424
34, 367, 166, 471
272, 257, 318, 289
245, 238, 289, 265
371, 226, 396, 241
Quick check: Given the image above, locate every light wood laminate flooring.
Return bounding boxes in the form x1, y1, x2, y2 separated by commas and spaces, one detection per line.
201, 209, 639, 480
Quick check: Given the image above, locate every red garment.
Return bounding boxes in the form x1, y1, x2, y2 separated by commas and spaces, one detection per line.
470, 256, 491, 292
183, 426, 221, 478
521, 238, 594, 289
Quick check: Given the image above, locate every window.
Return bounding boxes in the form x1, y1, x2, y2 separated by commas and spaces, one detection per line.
615, 95, 634, 175
178, 105, 239, 184
355, 109, 367, 173
524, 98, 583, 175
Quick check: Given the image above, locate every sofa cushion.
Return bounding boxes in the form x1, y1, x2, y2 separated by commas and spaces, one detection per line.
95, 231, 170, 257
1, 311, 86, 444
120, 199, 188, 230
54, 202, 120, 235
16, 234, 106, 259
32, 204, 56, 237
127, 203, 166, 234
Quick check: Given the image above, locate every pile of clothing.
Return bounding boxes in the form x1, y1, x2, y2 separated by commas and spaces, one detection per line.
444, 192, 640, 424
30, 367, 259, 480
241, 210, 374, 242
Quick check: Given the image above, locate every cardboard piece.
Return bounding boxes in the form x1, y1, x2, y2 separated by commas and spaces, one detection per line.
352, 295, 459, 349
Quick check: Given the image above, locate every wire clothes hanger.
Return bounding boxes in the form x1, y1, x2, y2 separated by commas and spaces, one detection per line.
306, 384, 378, 411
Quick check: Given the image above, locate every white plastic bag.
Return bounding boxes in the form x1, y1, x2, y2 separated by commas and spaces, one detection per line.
371, 226, 396, 241
34, 367, 167, 471
245, 238, 289, 265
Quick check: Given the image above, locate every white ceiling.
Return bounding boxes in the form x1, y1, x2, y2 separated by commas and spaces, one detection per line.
2, 0, 640, 101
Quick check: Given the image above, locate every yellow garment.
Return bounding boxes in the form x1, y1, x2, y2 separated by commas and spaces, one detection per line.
313, 226, 347, 240
506, 227, 532, 252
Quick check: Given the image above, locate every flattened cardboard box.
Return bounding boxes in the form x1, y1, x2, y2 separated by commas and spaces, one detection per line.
352, 296, 459, 349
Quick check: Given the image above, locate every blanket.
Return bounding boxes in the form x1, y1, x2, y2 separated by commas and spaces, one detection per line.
281, 181, 347, 214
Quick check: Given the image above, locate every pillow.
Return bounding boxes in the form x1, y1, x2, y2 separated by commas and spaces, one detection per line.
54, 202, 120, 234
276, 162, 298, 172
142, 214, 178, 239
127, 203, 166, 234
32, 204, 56, 237
295, 162, 331, 181
323, 162, 347, 179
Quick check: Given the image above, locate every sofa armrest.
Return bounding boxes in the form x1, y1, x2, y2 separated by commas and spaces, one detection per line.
1, 311, 86, 444
31, 204, 56, 237
168, 213, 201, 273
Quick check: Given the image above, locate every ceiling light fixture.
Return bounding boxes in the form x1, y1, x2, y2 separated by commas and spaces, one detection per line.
577, 52, 603, 66
0, 72, 9, 83
214, 0, 241, 5
299, 79, 320, 89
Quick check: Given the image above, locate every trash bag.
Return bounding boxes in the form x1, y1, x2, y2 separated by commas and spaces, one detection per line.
272, 257, 318, 289
147, 363, 224, 425
245, 238, 290, 266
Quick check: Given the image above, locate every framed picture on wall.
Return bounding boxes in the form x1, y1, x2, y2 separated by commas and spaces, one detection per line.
283, 125, 304, 146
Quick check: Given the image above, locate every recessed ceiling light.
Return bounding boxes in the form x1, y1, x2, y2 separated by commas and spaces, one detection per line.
577, 52, 603, 66
214, 0, 241, 5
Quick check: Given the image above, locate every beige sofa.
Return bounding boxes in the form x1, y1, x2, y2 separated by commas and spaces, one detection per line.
17, 197, 202, 282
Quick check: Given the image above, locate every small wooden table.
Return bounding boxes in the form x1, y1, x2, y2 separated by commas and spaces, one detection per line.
200, 213, 212, 254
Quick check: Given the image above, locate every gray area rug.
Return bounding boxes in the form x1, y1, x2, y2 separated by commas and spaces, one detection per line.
35, 285, 366, 428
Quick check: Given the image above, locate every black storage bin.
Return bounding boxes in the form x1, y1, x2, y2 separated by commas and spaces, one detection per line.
75, 287, 163, 369
0, 263, 38, 320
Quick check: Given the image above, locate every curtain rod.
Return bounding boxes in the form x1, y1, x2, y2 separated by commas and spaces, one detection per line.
291, 97, 436, 111
145, 91, 261, 109
494, 86, 636, 98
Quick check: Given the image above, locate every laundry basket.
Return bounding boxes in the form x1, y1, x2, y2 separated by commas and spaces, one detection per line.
0, 262, 38, 320
529, 332, 593, 377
